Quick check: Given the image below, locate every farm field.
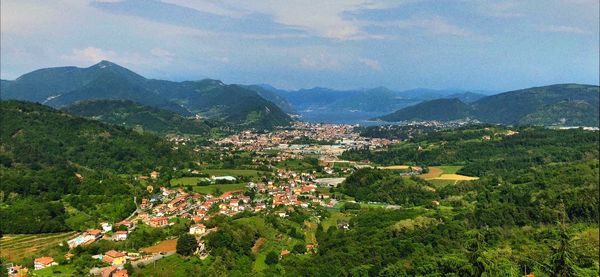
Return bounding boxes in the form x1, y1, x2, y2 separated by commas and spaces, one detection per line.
379, 165, 410, 170
141, 239, 177, 254
420, 166, 478, 180
0, 231, 78, 261
433, 174, 479, 181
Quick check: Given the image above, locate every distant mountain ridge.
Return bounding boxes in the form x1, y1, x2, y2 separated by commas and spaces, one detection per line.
377, 84, 600, 127
260, 85, 490, 114
1, 61, 292, 129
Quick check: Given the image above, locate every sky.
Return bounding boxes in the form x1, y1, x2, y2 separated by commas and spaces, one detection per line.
1, 0, 598, 91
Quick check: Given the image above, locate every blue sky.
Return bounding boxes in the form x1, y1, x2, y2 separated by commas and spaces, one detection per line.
1, 0, 598, 91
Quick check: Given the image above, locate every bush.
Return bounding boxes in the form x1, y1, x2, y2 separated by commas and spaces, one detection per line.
265, 251, 279, 265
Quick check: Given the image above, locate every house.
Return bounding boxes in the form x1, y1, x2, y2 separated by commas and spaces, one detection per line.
101, 222, 113, 233
34, 256, 56, 270
280, 249, 290, 257
101, 266, 128, 277
113, 231, 128, 241
85, 229, 102, 241
116, 220, 134, 229
149, 217, 169, 227
103, 250, 126, 265
189, 224, 206, 235
150, 171, 160, 179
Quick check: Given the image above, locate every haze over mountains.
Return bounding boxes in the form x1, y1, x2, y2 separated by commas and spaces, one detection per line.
1, 61, 598, 128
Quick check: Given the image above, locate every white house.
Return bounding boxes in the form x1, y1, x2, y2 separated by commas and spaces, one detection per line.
189, 224, 206, 235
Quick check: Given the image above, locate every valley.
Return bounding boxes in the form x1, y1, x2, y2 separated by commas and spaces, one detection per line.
0, 99, 598, 276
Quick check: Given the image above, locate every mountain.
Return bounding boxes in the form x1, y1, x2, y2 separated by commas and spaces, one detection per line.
471, 84, 599, 125
243, 85, 296, 114
377, 84, 600, 126
1, 61, 292, 129
442, 91, 486, 103
46, 69, 190, 115
63, 100, 214, 135
378, 98, 473, 122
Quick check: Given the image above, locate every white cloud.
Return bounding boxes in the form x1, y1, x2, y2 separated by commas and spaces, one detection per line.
373, 17, 474, 37
540, 25, 588, 34
359, 58, 382, 71
300, 53, 343, 70
168, 0, 412, 40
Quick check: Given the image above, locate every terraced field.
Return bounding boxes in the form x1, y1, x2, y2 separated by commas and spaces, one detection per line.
0, 231, 78, 261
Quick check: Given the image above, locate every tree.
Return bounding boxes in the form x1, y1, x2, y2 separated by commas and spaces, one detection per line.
176, 233, 197, 256
292, 244, 305, 254
265, 251, 279, 265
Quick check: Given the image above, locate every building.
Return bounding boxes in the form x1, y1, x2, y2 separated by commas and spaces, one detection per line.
34, 256, 56, 270
101, 222, 113, 233
103, 250, 126, 266
113, 230, 128, 241
150, 171, 160, 179
189, 224, 206, 235
149, 216, 169, 227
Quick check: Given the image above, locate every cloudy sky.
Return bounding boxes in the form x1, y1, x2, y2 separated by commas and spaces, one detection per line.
1, 0, 598, 91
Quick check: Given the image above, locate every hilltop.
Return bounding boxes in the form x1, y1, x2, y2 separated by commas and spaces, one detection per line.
1, 61, 292, 129
377, 84, 599, 126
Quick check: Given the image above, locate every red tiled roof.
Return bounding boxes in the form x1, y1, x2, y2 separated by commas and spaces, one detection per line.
34, 256, 53, 265
105, 250, 126, 258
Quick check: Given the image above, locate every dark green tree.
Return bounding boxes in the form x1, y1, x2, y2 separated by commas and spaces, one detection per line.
176, 233, 197, 256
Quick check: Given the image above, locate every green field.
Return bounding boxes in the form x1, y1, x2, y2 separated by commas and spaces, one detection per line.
321, 211, 353, 230
200, 169, 266, 177
194, 183, 247, 194
0, 231, 78, 261
171, 177, 208, 186
436, 165, 463, 174
234, 217, 304, 272
34, 264, 77, 277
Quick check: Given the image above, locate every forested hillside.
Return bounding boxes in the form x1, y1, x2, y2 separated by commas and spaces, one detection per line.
0, 101, 189, 233
64, 100, 214, 135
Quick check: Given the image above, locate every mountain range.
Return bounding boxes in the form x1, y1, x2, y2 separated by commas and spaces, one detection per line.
2, 61, 597, 128
1, 61, 292, 129
377, 84, 600, 127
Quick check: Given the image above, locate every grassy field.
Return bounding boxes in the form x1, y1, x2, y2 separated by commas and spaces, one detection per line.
34, 264, 76, 276
433, 174, 479, 181
435, 166, 463, 174
0, 231, 78, 261
133, 254, 208, 276
193, 183, 246, 194
234, 217, 303, 272
200, 169, 266, 177
170, 177, 247, 194
420, 166, 478, 181
321, 211, 353, 230
380, 165, 411, 170
275, 159, 317, 171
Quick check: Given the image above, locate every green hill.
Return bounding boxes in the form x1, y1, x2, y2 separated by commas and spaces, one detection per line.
0, 100, 191, 233
1, 61, 292, 129
378, 98, 473, 121
63, 100, 214, 135
377, 84, 599, 126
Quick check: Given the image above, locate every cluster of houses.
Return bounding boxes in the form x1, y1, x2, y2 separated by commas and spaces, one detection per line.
216, 122, 398, 153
